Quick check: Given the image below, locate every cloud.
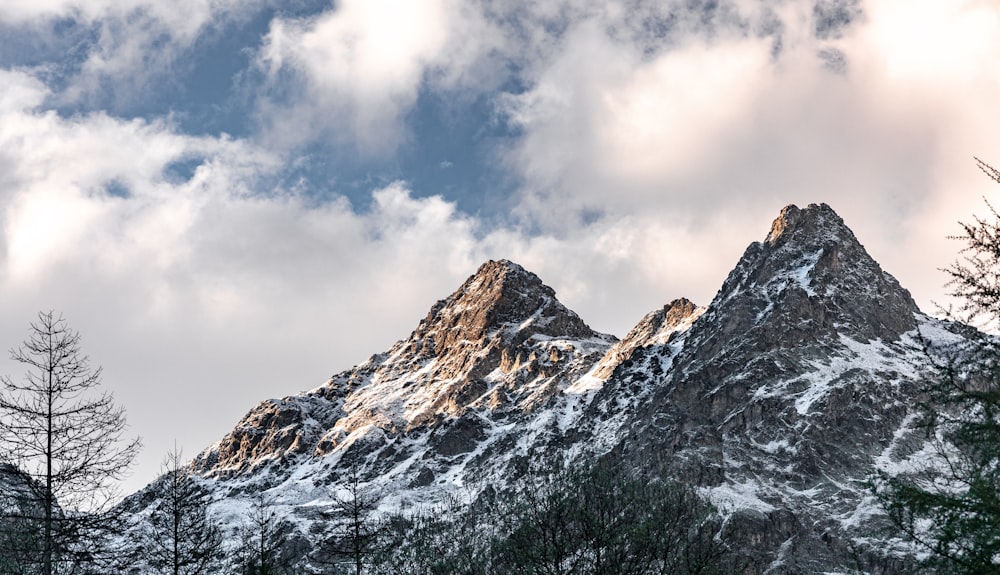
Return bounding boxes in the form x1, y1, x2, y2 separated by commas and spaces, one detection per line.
0, 0, 272, 111
490, 0, 1000, 313
498, 21, 774, 222
0, 70, 269, 281
255, 0, 503, 155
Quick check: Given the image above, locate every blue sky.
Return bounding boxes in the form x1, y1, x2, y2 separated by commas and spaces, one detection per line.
1, 0, 999, 495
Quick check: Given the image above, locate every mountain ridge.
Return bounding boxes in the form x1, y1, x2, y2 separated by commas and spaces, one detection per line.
132, 202, 950, 573
192, 258, 616, 479
607, 202, 934, 570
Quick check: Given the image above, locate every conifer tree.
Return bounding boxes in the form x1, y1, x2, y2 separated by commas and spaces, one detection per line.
143, 446, 224, 575
874, 158, 1000, 573
0, 311, 141, 574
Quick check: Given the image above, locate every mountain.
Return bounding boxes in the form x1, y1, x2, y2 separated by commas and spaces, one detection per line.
123, 203, 953, 573
186, 258, 618, 504
608, 203, 935, 570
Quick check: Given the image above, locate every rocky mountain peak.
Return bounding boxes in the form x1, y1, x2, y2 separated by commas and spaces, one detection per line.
321, 262, 612, 451
403, 259, 599, 364
705, 202, 918, 346
609, 205, 935, 574
196, 260, 615, 478
593, 298, 703, 379
621, 202, 918, 453
764, 203, 851, 248
660, 298, 702, 329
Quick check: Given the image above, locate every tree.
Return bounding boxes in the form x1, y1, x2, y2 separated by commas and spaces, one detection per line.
0, 311, 141, 575
491, 461, 733, 575
374, 457, 738, 575
371, 500, 489, 575
310, 464, 388, 575
945, 158, 1000, 324
231, 494, 286, 575
141, 446, 224, 575
872, 158, 1000, 573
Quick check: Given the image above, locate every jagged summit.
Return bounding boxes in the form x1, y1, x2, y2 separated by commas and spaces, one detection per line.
705, 202, 918, 346
381, 259, 609, 382
367, 259, 613, 413
620, 202, 931, 558
405, 259, 598, 363
764, 203, 842, 246
593, 298, 703, 379
195, 259, 615, 476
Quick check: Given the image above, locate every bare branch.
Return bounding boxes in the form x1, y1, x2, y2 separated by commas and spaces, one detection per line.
0, 311, 142, 574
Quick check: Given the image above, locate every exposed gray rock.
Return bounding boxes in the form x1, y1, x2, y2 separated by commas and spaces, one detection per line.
593, 297, 703, 379
192, 259, 616, 479
131, 203, 952, 574
613, 203, 929, 571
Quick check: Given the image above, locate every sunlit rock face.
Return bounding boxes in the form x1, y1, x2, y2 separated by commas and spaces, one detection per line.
123, 203, 950, 574
593, 298, 704, 380
192, 259, 616, 478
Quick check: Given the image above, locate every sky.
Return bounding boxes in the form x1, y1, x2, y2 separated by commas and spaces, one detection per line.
1, 0, 1000, 496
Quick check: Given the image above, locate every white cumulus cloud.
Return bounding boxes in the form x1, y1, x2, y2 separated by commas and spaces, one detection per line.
2, 0, 1000, 498
255, 0, 502, 154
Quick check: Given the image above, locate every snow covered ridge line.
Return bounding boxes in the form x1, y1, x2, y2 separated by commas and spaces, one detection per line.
117, 202, 959, 573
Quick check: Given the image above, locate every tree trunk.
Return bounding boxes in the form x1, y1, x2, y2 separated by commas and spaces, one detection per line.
45, 342, 54, 575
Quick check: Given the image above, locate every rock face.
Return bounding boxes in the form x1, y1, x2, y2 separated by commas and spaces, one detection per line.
193, 259, 616, 480
127, 204, 953, 573
0, 463, 41, 505
614, 203, 930, 571
593, 298, 703, 380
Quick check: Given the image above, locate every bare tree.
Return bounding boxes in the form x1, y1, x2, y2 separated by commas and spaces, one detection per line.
142, 446, 224, 575
311, 464, 387, 575
231, 493, 286, 575
0, 311, 141, 574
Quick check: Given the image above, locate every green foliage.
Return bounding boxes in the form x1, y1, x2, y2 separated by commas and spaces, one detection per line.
872, 158, 1000, 574
874, 327, 1000, 573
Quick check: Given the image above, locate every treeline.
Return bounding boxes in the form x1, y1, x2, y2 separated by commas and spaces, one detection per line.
1, 448, 745, 574
369, 460, 745, 575
131, 455, 747, 575
231, 456, 748, 574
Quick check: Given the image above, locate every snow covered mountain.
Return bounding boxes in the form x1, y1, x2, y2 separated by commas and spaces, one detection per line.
125, 203, 953, 573
607, 203, 940, 571
191, 259, 617, 483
